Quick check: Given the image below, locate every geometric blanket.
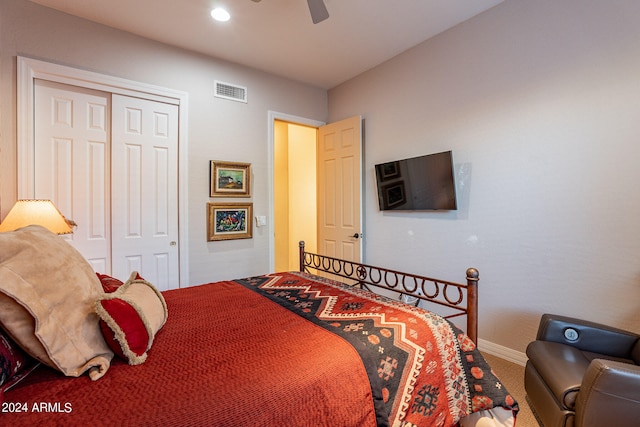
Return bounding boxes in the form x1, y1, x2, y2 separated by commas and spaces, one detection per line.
235, 272, 519, 427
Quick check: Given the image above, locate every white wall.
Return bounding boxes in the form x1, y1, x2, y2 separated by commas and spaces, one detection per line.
0, 0, 327, 286
329, 0, 640, 354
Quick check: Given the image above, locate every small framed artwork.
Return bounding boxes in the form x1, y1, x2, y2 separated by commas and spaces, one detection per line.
379, 161, 401, 181
207, 202, 253, 241
210, 161, 251, 197
382, 181, 406, 209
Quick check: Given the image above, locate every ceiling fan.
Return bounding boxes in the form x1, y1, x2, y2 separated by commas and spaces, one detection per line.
251, 0, 329, 24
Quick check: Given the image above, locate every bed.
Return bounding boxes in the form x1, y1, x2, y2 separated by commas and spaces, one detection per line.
0, 226, 518, 426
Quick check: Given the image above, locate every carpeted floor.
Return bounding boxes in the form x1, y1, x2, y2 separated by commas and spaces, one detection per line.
481, 353, 540, 427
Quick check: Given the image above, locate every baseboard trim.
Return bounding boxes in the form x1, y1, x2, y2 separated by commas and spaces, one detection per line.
478, 339, 528, 366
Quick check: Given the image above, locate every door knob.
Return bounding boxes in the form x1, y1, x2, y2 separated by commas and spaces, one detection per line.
352, 233, 361, 239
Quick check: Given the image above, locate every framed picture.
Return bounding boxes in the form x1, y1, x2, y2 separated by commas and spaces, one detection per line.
379, 161, 400, 181
210, 161, 251, 197
382, 181, 406, 209
207, 202, 253, 241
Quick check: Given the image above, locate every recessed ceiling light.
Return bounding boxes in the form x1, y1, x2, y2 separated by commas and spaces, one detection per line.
211, 8, 230, 22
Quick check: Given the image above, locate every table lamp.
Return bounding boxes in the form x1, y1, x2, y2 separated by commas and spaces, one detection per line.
0, 199, 76, 235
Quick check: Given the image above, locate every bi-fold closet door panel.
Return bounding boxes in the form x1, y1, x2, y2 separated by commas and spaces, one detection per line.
110, 94, 179, 290
34, 79, 111, 272
33, 80, 179, 290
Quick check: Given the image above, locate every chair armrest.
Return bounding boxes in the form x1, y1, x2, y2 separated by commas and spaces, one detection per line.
575, 359, 640, 427
536, 313, 639, 358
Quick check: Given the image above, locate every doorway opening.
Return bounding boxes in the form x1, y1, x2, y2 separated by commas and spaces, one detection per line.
273, 120, 318, 271
268, 112, 363, 272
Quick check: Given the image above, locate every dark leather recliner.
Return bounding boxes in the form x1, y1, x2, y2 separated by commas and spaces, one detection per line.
525, 313, 640, 427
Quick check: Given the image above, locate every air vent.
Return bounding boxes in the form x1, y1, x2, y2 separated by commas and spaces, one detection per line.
215, 80, 247, 103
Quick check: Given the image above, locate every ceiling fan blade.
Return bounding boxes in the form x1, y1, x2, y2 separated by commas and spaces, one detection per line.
307, 0, 329, 24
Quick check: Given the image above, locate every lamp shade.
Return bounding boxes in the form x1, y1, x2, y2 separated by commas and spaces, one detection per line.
0, 199, 76, 235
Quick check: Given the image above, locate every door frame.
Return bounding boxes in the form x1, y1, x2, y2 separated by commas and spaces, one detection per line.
17, 56, 190, 287
268, 111, 324, 272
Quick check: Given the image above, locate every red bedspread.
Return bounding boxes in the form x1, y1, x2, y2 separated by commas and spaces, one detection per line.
2, 272, 517, 426
3, 276, 378, 426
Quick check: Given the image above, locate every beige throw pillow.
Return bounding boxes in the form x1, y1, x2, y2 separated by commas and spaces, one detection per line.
0, 225, 113, 380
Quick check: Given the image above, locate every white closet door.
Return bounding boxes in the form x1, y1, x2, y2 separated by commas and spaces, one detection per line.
111, 95, 179, 290
34, 80, 112, 273
34, 82, 180, 290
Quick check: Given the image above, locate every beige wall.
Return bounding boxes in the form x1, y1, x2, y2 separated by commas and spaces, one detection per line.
329, 0, 640, 356
0, 0, 327, 285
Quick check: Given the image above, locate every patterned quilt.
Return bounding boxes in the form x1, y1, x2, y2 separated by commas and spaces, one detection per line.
235, 272, 518, 427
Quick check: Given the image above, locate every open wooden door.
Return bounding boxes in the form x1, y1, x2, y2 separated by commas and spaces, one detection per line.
317, 115, 363, 263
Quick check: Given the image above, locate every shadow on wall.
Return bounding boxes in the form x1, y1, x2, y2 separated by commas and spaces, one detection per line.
491, 310, 542, 348
621, 273, 640, 332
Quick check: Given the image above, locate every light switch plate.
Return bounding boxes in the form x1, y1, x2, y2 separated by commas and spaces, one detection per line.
255, 215, 267, 227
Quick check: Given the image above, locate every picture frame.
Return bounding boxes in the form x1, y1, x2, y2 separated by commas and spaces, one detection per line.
210, 161, 251, 197
379, 161, 400, 181
382, 181, 406, 209
207, 202, 253, 241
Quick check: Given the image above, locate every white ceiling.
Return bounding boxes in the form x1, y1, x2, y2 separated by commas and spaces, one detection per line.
28, 0, 503, 89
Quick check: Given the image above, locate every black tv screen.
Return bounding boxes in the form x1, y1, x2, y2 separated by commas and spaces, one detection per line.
375, 150, 457, 211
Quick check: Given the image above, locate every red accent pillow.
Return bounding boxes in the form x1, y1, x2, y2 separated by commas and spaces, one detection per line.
96, 272, 143, 293
98, 301, 150, 361
95, 272, 167, 365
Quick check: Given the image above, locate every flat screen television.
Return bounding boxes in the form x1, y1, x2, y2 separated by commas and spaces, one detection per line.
374, 150, 457, 211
